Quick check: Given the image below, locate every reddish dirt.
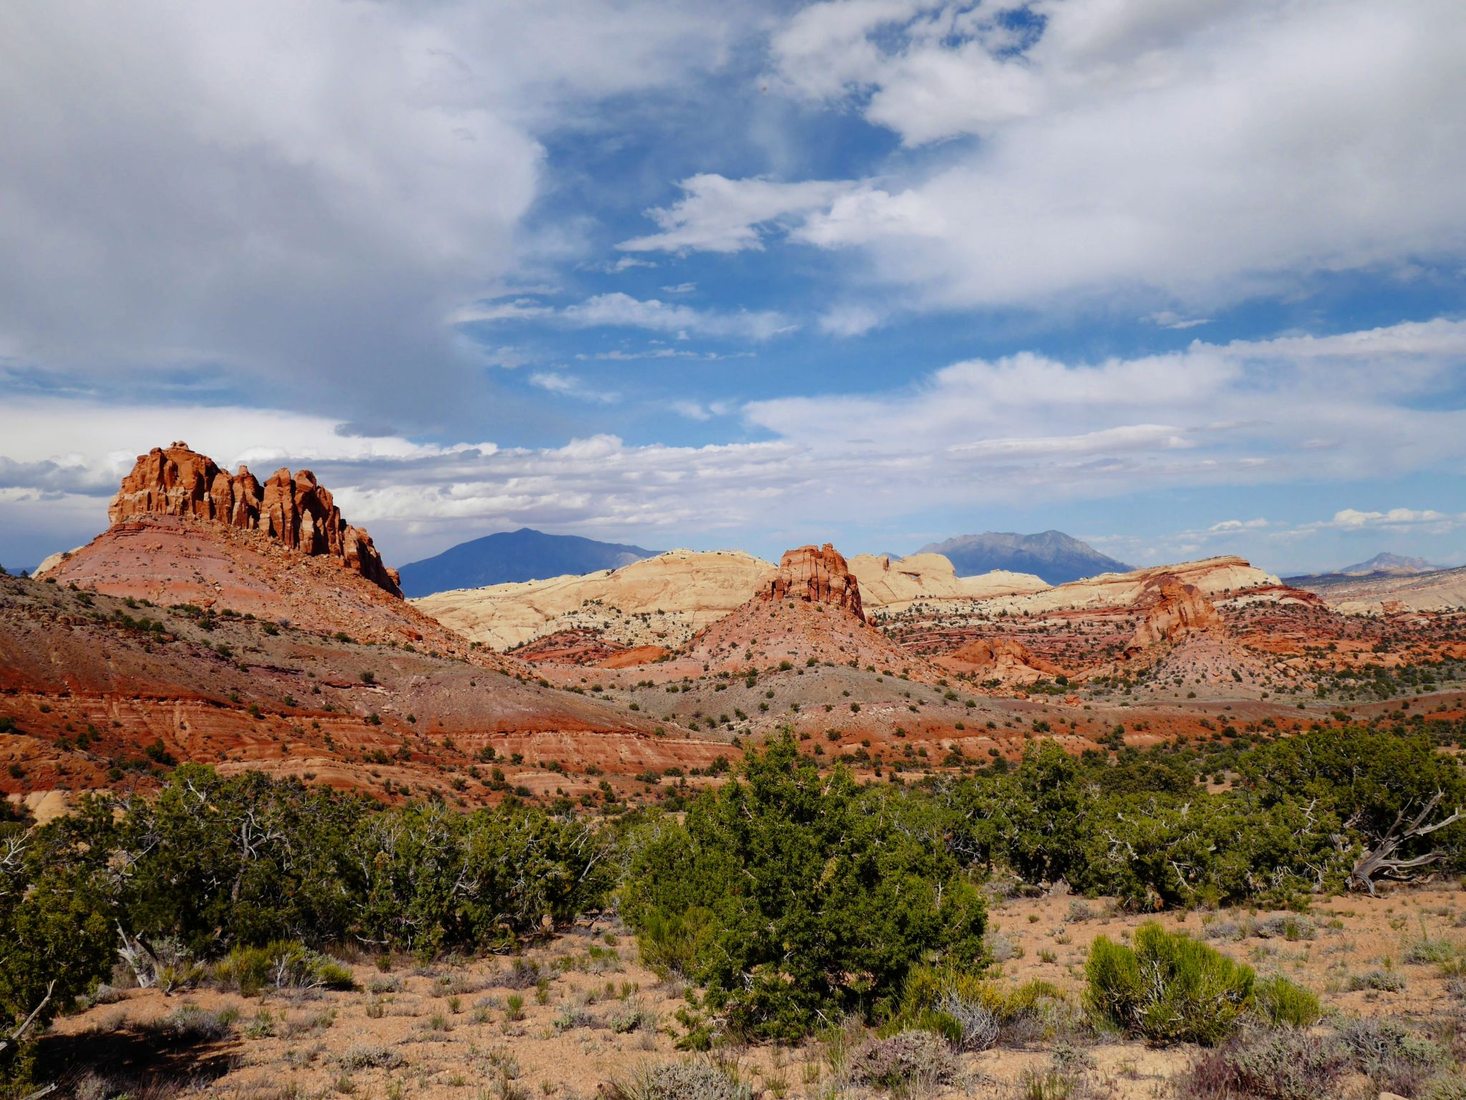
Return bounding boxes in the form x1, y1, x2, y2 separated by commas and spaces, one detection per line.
41, 516, 474, 656
0, 575, 733, 806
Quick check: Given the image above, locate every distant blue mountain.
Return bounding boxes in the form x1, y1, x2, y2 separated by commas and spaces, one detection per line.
398, 528, 658, 597
918, 530, 1134, 585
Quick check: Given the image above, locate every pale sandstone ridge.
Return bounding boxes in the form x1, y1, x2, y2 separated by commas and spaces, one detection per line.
1124, 575, 1221, 654
414, 549, 779, 651
978, 556, 1279, 616
764, 543, 864, 621
848, 552, 1048, 611
415, 547, 1049, 652
104, 441, 400, 596
1294, 564, 1466, 614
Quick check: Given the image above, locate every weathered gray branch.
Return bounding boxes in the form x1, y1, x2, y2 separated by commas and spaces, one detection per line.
1348, 791, 1463, 895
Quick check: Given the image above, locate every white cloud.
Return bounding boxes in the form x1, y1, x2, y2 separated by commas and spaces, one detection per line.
4, 318, 1465, 566
1329, 507, 1455, 529
642, 0, 1466, 311
0, 1, 765, 426
669, 399, 734, 421
818, 304, 885, 337
527, 371, 620, 404
618, 174, 860, 253
465, 292, 795, 341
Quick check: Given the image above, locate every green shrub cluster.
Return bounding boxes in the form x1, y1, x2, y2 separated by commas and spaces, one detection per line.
621, 736, 986, 1040
0, 765, 615, 1090
1085, 923, 1255, 1045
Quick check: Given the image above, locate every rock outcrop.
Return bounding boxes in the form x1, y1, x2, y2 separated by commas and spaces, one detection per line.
414, 549, 778, 651
936, 638, 1065, 684
1125, 575, 1220, 654
108, 442, 401, 596
763, 544, 864, 620
848, 552, 1048, 611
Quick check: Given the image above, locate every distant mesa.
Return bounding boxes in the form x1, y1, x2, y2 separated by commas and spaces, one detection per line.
762, 543, 864, 621
105, 441, 400, 595
919, 529, 1133, 585
397, 528, 658, 598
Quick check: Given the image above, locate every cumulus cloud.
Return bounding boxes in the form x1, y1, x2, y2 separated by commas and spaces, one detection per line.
5, 318, 1464, 567
1329, 508, 1456, 529
0, 1, 764, 426
631, 0, 1466, 311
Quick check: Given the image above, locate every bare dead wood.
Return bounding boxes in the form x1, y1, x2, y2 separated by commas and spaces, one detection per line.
0, 980, 54, 1059
1348, 790, 1463, 894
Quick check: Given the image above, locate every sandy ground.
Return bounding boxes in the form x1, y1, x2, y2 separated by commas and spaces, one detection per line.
38, 883, 1466, 1099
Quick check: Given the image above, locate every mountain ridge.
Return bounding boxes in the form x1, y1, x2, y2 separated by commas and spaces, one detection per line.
917, 529, 1134, 584
397, 527, 658, 597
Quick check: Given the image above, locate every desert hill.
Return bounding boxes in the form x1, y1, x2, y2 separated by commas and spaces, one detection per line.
976, 555, 1280, 616
0, 573, 732, 807
1291, 563, 1466, 613
414, 549, 780, 650
37, 443, 466, 653
919, 529, 1133, 583
1336, 551, 1442, 576
848, 552, 1048, 611
417, 548, 1052, 652
397, 528, 658, 597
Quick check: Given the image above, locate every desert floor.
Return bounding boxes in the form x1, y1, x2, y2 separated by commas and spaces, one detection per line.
40, 883, 1466, 1099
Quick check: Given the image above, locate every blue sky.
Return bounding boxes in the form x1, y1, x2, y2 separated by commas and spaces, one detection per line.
2, 0, 1465, 576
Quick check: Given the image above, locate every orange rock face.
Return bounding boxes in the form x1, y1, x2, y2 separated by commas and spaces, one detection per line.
1125, 575, 1220, 653
764, 543, 864, 621
109, 442, 401, 596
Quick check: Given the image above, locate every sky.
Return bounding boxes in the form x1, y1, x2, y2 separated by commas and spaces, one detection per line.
2, 0, 1465, 576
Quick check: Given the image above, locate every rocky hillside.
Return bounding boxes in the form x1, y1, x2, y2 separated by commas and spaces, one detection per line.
94, 441, 400, 594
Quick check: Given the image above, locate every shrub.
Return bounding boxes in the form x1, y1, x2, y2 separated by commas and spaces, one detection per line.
622, 737, 985, 1040
1346, 967, 1407, 992
605, 1060, 752, 1100
1085, 923, 1254, 1044
212, 940, 354, 996
896, 965, 1064, 1050
1254, 975, 1322, 1028
150, 1003, 240, 1043
1184, 1028, 1351, 1100
846, 1030, 958, 1092
1336, 1017, 1447, 1096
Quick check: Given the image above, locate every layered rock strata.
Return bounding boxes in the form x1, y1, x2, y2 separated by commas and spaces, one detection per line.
763, 543, 864, 621
108, 442, 401, 595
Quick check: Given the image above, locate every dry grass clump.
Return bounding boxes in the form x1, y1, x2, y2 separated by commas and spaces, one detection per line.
605, 1059, 752, 1100
845, 1029, 958, 1093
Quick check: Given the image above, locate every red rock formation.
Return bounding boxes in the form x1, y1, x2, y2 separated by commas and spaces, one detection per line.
1125, 575, 1219, 654
763, 543, 864, 621
938, 638, 1064, 683
108, 442, 402, 596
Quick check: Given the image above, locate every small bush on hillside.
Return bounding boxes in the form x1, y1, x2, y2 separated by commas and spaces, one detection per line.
212, 940, 353, 996
1253, 975, 1322, 1028
1336, 1017, 1447, 1097
1085, 923, 1254, 1044
605, 1060, 752, 1100
1184, 1028, 1351, 1100
847, 1030, 958, 1092
895, 965, 1067, 1049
